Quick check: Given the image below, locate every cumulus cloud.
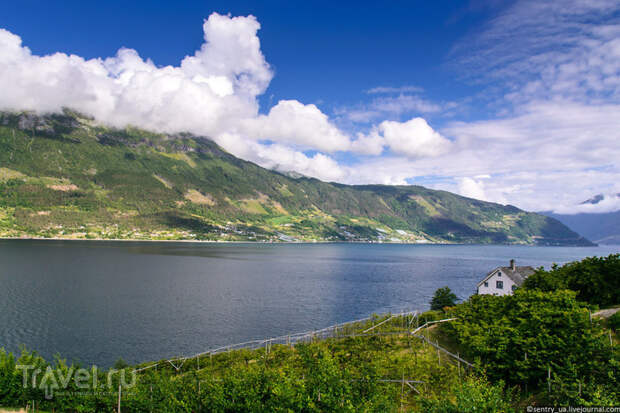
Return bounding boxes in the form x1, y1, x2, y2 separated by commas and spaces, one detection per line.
457, 177, 488, 201
0, 14, 267, 137
347, 118, 451, 159
216, 132, 346, 182
240, 100, 350, 152
378, 118, 451, 159
0, 15, 450, 175
350, 131, 385, 156
0, 13, 364, 177
338, 0, 620, 213
1, 5, 619, 214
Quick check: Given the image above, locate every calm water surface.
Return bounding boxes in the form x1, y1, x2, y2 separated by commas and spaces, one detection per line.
0, 240, 618, 367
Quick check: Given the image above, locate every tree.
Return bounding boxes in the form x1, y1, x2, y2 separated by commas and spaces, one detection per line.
443, 289, 618, 403
523, 254, 620, 307
430, 287, 458, 311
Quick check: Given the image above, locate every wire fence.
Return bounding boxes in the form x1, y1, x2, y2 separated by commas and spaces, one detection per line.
134, 310, 423, 373
124, 311, 474, 412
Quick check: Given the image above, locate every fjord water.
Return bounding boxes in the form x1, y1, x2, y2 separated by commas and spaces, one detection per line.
0, 240, 617, 367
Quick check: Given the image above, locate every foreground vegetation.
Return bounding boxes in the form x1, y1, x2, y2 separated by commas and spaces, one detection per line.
440, 254, 620, 406
1, 255, 617, 411
0, 110, 591, 245
1, 314, 507, 412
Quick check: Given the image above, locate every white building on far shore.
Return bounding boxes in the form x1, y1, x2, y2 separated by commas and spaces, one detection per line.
477, 259, 535, 296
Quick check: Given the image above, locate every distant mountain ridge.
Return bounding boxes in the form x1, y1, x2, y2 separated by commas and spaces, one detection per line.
581, 193, 620, 205
542, 194, 620, 245
0, 110, 593, 245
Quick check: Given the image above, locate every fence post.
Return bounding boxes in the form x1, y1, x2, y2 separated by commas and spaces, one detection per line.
400, 372, 405, 412
118, 383, 122, 413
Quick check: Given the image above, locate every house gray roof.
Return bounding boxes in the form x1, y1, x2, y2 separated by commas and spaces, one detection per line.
477, 265, 536, 287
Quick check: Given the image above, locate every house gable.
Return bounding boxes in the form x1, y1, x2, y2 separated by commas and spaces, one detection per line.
477, 269, 516, 296
476, 261, 535, 296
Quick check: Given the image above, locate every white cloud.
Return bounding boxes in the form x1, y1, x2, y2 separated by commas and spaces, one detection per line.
1, 5, 619, 214
365, 85, 423, 94
553, 194, 620, 214
216, 132, 345, 182
379, 118, 452, 159
0, 14, 269, 139
0, 13, 451, 190
337, 94, 442, 124
457, 177, 488, 201
451, 0, 620, 104
241, 100, 351, 152
350, 131, 385, 156
0, 13, 366, 180
343, 0, 620, 213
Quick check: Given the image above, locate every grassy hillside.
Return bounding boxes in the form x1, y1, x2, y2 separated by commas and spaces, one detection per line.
0, 109, 592, 245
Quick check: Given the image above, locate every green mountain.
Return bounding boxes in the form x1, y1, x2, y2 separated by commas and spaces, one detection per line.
0, 110, 592, 245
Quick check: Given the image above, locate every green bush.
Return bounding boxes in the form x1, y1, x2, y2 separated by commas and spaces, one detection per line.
418, 310, 444, 323
443, 289, 618, 404
430, 286, 458, 311
523, 254, 620, 307
420, 376, 517, 413
608, 311, 620, 331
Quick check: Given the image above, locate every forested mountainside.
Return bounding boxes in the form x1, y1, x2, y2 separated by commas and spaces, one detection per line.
0, 110, 592, 245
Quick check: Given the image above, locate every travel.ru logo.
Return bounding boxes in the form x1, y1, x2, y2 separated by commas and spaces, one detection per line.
16, 364, 136, 399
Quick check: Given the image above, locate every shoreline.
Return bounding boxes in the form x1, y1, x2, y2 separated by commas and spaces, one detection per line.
0, 236, 606, 247
0, 236, 443, 245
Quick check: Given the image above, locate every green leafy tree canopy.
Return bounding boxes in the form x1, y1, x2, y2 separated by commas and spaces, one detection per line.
430, 286, 458, 311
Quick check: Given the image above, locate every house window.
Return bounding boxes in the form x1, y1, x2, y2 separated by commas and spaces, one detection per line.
497, 272, 501, 277
496, 280, 503, 289
484, 282, 488, 287
512, 285, 517, 291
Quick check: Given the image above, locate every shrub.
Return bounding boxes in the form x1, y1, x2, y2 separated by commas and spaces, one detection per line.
420, 376, 517, 413
443, 289, 615, 401
430, 287, 458, 311
608, 311, 620, 331
523, 254, 620, 307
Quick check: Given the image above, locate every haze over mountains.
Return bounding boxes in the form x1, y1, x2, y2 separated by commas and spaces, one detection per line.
542, 194, 620, 245
0, 110, 593, 245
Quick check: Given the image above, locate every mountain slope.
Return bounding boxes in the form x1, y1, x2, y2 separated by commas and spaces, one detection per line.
542, 209, 620, 245
0, 110, 592, 245
540, 194, 620, 245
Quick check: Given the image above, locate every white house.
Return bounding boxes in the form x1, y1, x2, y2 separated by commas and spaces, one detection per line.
477, 259, 535, 296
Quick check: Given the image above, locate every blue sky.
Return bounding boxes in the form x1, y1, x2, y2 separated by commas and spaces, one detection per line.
0, 0, 619, 213
0, 0, 484, 116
